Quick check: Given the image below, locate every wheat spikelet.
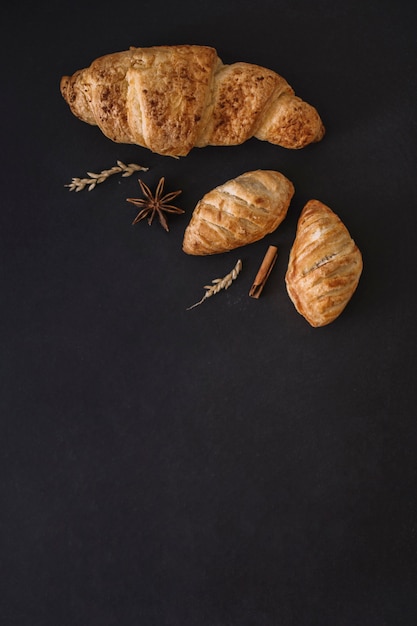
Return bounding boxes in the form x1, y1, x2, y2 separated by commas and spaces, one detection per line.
65, 160, 149, 192
187, 259, 242, 310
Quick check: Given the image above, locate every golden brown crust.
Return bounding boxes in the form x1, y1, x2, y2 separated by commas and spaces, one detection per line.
256, 94, 325, 149
196, 62, 292, 147
182, 170, 294, 255
285, 199, 363, 327
60, 45, 325, 157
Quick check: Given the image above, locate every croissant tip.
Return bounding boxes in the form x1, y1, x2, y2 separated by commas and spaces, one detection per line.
60, 76, 70, 99
316, 121, 326, 142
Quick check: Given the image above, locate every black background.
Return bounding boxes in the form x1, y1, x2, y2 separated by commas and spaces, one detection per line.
2, 1, 417, 624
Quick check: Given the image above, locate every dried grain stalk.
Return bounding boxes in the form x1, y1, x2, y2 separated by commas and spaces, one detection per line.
65, 160, 148, 192
187, 259, 242, 310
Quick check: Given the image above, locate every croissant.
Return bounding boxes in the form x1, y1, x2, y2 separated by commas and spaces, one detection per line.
285, 199, 363, 327
60, 44, 325, 157
182, 169, 294, 255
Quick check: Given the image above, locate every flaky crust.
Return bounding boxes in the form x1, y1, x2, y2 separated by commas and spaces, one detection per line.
182, 170, 294, 255
60, 45, 325, 157
285, 199, 363, 327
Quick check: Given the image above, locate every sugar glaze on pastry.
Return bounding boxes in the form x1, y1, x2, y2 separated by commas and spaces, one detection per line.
285, 199, 363, 327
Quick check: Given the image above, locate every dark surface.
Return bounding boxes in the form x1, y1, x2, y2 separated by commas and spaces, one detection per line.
2, 1, 417, 624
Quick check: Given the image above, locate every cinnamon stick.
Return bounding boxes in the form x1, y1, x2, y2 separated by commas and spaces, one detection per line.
249, 245, 278, 298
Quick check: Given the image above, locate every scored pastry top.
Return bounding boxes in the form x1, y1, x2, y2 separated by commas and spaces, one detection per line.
285, 199, 363, 327
182, 169, 294, 255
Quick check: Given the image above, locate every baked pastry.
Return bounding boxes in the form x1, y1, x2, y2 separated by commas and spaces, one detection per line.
285, 199, 363, 327
60, 44, 325, 157
182, 170, 294, 255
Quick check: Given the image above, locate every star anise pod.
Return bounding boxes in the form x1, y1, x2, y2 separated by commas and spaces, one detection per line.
126, 177, 184, 231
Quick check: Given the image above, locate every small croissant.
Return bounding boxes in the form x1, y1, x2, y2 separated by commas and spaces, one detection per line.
182, 170, 294, 255
60, 45, 325, 157
285, 199, 363, 327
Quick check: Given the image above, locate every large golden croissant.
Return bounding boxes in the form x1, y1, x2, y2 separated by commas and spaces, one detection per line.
285, 199, 363, 327
60, 45, 325, 157
182, 170, 294, 255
